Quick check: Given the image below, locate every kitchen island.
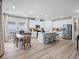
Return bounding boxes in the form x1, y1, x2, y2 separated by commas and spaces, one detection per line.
38, 32, 57, 44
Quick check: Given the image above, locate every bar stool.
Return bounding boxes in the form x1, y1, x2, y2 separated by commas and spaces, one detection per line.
77, 35, 79, 50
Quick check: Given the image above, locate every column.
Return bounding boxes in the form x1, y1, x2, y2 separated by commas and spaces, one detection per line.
0, 0, 4, 57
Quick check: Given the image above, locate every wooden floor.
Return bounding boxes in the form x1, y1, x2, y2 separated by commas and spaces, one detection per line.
0, 38, 79, 59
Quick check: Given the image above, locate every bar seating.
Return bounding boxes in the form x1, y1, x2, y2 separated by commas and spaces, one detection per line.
77, 35, 79, 50
43, 33, 57, 44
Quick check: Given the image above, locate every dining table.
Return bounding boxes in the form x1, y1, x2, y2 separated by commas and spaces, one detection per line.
15, 33, 26, 47
15, 32, 31, 48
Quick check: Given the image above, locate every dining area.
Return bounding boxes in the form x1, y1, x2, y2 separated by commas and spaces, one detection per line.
13, 30, 31, 49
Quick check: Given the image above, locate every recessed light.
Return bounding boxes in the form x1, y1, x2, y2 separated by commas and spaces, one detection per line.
30, 11, 33, 14
59, 16, 63, 18
76, 10, 79, 13
12, 6, 15, 9
36, 16, 39, 18
9, 12, 13, 14
45, 15, 48, 17
51, 18, 54, 19
20, 12, 23, 14
24, 15, 27, 17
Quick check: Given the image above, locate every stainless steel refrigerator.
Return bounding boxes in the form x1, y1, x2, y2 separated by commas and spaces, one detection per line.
62, 24, 72, 40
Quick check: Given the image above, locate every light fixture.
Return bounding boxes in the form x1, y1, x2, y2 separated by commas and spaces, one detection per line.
45, 14, 48, 17
9, 12, 13, 14
12, 6, 15, 9
30, 11, 33, 14
20, 12, 23, 14
76, 10, 79, 13
23, 15, 27, 17
51, 18, 54, 19
36, 16, 39, 18
59, 16, 63, 18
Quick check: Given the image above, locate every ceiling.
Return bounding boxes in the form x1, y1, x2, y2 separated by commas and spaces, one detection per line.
3, 0, 79, 19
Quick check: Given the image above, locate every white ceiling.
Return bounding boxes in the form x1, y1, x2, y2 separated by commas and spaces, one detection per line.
3, 0, 79, 19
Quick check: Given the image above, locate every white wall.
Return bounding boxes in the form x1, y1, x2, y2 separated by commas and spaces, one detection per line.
53, 19, 72, 28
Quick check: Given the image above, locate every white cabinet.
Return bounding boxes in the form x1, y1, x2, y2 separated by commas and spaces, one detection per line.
31, 31, 37, 38
38, 32, 44, 44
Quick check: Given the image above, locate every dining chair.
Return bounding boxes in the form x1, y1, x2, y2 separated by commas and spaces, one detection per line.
13, 32, 19, 47
23, 33, 31, 49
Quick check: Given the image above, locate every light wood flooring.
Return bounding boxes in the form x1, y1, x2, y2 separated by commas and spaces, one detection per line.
0, 38, 79, 59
